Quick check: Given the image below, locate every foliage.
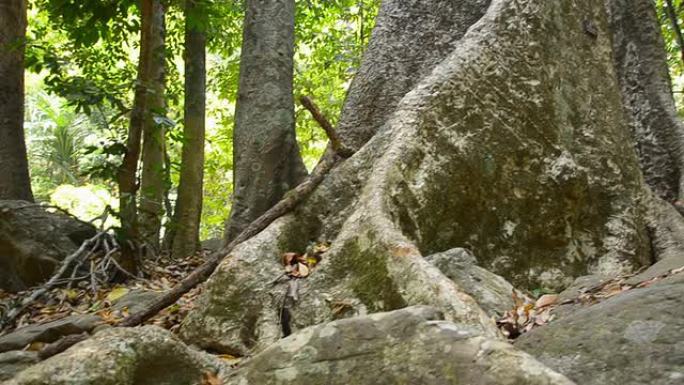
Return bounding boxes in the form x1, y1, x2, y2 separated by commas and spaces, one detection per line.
22, 0, 379, 239
656, 0, 684, 111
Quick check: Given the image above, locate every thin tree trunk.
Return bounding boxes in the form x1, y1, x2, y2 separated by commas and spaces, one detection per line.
665, 0, 684, 65
169, 0, 206, 259
0, 0, 33, 202
138, 0, 167, 253
224, 0, 308, 242
117, 0, 155, 269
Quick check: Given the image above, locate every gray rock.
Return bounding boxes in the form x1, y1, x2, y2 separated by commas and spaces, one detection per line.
0, 351, 38, 382
557, 275, 604, 303
426, 248, 519, 317
0, 315, 101, 353
226, 306, 574, 385
624, 254, 684, 286
111, 289, 163, 314
516, 273, 684, 385
200, 238, 223, 252
0, 200, 97, 292
8, 326, 229, 385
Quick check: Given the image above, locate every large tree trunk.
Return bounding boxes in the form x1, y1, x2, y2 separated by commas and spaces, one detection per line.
169, 0, 206, 259
138, 0, 167, 252
223, 0, 308, 242
179, 0, 684, 358
607, 0, 684, 202
0, 0, 33, 202
336, 0, 492, 151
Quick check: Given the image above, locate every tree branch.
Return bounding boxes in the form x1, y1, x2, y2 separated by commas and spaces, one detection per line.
300, 96, 354, 158
120, 111, 351, 327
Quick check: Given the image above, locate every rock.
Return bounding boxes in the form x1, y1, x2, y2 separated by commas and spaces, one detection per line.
0, 351, 38, 382
516, 273, 684, 385
557, 275, 604, 303
0, 315, 101, 353
8, 326, 229, 385
225, 306, 574, 385
111, 289, 163, 314
200, 238, 223, 252
0, 200, 97, 292
624, 253, 684, 286
426, 248, 519, 317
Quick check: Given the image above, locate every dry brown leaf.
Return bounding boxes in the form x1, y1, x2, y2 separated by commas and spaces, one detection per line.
26, 341, 46, 351
282, 252, 298, 266
534, 294, 558, 309
202, 371, 221, 385
297, 263, 310, 278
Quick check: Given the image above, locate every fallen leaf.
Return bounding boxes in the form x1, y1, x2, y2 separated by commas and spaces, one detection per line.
297, 263, 310, 278
106, 287, 129, 303
282, 253, 298, 266
534, 294, 558, 309
202, 371, 221, 385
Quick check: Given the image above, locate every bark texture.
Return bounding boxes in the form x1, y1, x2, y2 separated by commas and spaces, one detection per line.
169, 0, 206, 259
180, 0, 670, 357
138, 0, 167, 251
607, 0, 684, 202
223, 0, 307, 242
336, 0, 492, 151
0, 0, 33, 202
117, 0, 155, 258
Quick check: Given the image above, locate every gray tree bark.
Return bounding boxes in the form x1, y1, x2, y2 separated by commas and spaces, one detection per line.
607, 0, 684, 202
181, 0, 684, 358
0, 0, 33, 202
336, 0, 492, 151
117, 0, 162, 268
224, 0, 307, 242
138, 0, 167, 252
169, 0, 206, 259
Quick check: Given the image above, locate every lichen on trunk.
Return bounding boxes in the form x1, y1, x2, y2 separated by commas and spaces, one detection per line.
179, 0, 681, 360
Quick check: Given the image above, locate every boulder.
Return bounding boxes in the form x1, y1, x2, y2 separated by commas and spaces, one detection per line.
426, 248, 520, 317
225, 306, 574, 385
0, 351, 38, 382
0, 200, 97, 292
8, 326, 229, 385
111, 289, 163, 314
516, 273, 684, 385
0, 315, 101, 353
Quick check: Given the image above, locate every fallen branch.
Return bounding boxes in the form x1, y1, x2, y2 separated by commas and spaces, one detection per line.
300, 96, 354, 158
121, 104, 350, 327
121, 153, 342, 326
38, 332, 89, 360
1, 231, 110, 329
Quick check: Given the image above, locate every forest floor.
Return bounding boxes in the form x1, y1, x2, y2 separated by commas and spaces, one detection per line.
0, 251, 208, 344
2, 243, 683, 356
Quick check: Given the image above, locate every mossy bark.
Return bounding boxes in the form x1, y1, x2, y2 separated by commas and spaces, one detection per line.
180, 0, 683, 357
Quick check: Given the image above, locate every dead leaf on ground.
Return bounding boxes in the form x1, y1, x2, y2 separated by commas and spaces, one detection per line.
534, 294, 558, 308
202, 371, 222, 385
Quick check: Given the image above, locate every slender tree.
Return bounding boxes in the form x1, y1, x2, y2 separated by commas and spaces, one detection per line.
138, 0, 167, 252
169, 0, 207, 258
117, 0, 163, 267
0, 0, 33, 202
224, 0, 307, 242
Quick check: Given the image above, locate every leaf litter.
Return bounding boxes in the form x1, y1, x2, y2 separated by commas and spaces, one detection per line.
0, 251, 207, 335
497, 264, 684, 339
